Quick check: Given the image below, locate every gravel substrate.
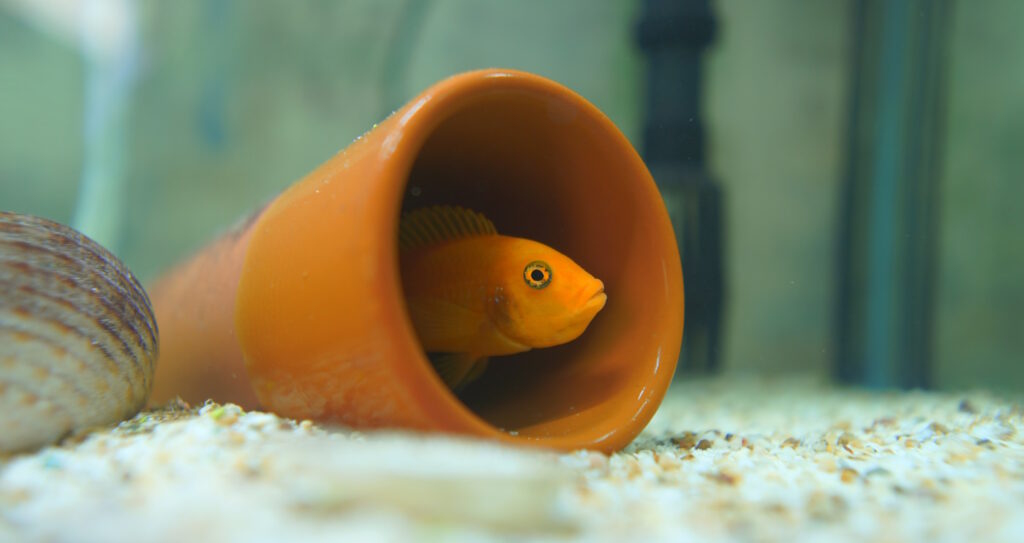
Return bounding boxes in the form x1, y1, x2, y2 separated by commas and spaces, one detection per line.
2, 376, 1022, 542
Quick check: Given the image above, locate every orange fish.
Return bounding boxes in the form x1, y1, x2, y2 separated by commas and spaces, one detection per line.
399, 206, 607, 389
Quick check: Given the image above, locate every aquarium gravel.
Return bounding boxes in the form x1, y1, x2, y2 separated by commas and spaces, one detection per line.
1, 377, 1023, 542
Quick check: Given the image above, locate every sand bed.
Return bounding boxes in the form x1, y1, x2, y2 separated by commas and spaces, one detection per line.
2, 377, 1022, 542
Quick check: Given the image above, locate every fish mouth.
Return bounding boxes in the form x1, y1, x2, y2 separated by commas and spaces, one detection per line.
578, 282, 607, 317
583, 290, 607, 314
536, 290, 606, 348
529, 284, 607, 348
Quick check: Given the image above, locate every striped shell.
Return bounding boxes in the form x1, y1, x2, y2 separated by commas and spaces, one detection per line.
0, 212, 158, 452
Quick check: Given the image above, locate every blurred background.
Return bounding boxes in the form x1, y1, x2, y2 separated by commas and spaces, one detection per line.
1, 0, 1021, 392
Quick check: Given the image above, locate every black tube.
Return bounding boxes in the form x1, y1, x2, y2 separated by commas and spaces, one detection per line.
635, 0, 723, 375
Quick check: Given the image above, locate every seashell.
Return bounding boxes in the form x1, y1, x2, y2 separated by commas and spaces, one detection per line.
0, 212, 158, 452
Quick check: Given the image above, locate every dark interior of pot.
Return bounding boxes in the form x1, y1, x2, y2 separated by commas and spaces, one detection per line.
398, 87, 682, 440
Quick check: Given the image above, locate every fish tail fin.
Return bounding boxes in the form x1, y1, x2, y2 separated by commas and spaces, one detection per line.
429, 353, 489, 390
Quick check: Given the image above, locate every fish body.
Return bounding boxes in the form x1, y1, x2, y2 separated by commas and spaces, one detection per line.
399, 206, 606, 389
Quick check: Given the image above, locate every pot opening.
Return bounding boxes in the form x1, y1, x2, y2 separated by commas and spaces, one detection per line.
397, 88, 677, 440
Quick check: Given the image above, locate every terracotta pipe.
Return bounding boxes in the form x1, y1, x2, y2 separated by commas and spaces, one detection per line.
149, 69, 684, 453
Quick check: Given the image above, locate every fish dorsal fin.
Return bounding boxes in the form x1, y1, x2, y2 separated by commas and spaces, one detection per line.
399, 205, 498, 250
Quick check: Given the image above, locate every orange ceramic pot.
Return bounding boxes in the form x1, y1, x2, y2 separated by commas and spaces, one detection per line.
149, 69, 684, 453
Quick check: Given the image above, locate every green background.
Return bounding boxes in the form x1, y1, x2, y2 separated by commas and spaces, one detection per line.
1, 0, 1020, 391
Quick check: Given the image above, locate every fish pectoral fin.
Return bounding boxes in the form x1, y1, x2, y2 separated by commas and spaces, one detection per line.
462, 357, 489, 384
429, 353, 489, 390
407, 298, 486, 351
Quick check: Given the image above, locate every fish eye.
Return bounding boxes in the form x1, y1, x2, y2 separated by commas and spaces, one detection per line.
523, 261, 552, 289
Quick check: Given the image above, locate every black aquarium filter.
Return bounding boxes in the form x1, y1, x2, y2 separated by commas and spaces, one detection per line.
635, 0, 724, 375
